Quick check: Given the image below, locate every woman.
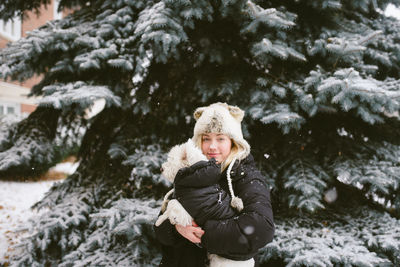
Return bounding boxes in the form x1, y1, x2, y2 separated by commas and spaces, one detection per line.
154, 102, 275, 266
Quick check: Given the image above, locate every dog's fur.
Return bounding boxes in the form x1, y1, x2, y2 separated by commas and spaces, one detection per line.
156, 139, 254, 267
208, 254, 255, 267
161, 138, 207, 183
155, 199, 193, 227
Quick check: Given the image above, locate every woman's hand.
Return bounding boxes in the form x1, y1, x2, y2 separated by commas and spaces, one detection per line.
175, 221, 205, 243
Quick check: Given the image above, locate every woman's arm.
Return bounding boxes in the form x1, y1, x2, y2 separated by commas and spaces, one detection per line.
200, 167, 274, 258
154, 217, 204, 245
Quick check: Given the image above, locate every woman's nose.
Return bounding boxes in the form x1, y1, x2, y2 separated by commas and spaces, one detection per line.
209, 140, 217, 149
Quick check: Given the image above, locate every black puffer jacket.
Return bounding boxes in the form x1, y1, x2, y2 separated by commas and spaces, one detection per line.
174, 158, 237, 226
154, 154, 274, 266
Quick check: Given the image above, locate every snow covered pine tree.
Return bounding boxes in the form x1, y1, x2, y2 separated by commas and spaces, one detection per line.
1, 0, 400, 266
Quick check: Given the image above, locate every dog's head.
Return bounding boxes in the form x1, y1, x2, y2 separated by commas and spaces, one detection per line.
161, 143, 188, 183
161, 139, 207, 183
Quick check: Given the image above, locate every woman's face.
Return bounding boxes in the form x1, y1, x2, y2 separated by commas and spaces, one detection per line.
201, 133, 232, 163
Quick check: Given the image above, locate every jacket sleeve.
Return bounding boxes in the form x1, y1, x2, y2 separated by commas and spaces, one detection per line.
200, 166, 274, 258
154, 211, 185, 247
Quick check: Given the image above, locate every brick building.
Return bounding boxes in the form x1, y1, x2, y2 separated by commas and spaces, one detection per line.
0, 0, 67, 116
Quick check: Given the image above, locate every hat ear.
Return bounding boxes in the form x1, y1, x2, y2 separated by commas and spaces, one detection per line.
228, 105, 244, 122
193, 107, 206, 121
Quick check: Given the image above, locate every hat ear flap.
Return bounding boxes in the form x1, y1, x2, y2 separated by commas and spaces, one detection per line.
228, 105, 244, 122
193, 107, 206, 121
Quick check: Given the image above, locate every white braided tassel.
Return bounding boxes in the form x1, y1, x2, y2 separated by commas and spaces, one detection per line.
227, 157, 244, 212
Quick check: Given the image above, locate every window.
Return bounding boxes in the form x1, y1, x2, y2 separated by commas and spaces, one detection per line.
7, 106, 15, 114
0, 102, 20, 115
0, 17, 21, 41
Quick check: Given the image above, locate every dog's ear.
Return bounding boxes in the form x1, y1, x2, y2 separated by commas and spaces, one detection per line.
161, 162, 175, 183
185, 138, 207, 165
194, 107, 206, 121
228, 105, 244, 122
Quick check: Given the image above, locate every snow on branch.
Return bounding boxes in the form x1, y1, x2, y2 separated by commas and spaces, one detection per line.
39, 82, 121, 110
249, 101, 305, 134
243, 1, 296, 33
283, 158, 330, 213
331, 140, 400, 212
59, 198, 161, 266
122, 144, 168, 189
0, 107, 63, 178
134, 2, 188, 64
261, 208, 399, 266
311, 68, 400, 123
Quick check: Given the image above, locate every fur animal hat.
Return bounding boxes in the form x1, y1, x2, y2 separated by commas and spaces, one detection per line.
192, 102, 250, 211
192, 102, 250, 161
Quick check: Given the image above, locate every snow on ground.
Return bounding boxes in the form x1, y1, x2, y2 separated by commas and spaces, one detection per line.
0, 180, 57, 262
49, 161, 79, 174
0, 161, 78, 264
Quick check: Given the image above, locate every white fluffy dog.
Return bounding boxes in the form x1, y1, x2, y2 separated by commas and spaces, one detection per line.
155, 138, 206, 227
155, 139, 254, 267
